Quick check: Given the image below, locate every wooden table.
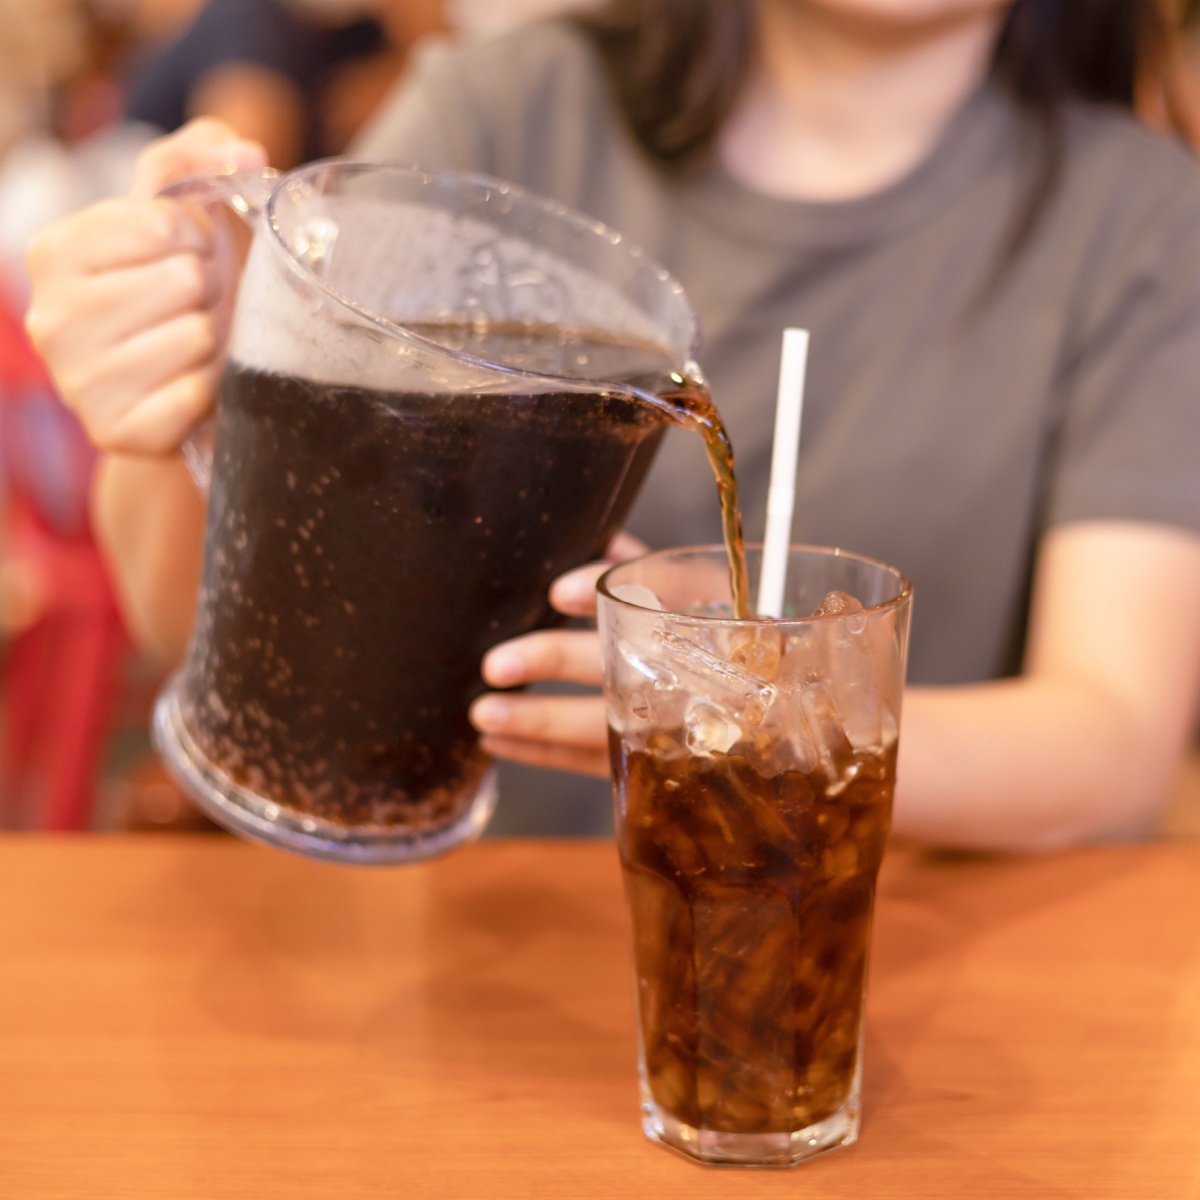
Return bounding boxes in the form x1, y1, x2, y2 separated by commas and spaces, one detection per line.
0, 836, 1197, 1198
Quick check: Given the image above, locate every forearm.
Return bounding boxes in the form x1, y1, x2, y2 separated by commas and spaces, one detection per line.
893, 678, 1184, 851
893, 523, 1200, 852
92, 454, 206, 666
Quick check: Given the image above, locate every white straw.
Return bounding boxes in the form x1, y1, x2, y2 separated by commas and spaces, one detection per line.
756, 327, 809, 619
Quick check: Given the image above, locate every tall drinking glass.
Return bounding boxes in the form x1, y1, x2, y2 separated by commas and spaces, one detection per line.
598, 545, 912, 1166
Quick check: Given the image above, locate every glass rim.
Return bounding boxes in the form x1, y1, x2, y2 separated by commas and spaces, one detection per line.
597, 542, 913, 625
261, 159, 701, 400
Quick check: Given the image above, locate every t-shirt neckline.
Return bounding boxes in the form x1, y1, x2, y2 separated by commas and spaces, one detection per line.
680, 80, 1019, 251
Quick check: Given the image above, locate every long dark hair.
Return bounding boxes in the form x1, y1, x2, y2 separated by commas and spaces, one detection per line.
575, 0, 1173, 166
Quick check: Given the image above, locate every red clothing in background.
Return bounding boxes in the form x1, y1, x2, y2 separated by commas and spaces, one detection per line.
0, 284, 127, 829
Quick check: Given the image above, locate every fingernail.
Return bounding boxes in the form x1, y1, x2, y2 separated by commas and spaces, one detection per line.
470, 695, 508, 732
239, 144, 266, 160
482, 647, 524, 687
551, 575, 592, 607
224, 141, 268, 169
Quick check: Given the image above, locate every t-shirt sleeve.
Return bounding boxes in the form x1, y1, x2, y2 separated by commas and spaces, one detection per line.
349, 22, 612, 188
1044, 161, 1200, 536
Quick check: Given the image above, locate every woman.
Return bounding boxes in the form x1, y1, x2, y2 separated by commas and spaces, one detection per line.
24, 0, 1200, 848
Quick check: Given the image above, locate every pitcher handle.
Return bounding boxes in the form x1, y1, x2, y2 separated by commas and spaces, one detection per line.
158, 168, 279, 491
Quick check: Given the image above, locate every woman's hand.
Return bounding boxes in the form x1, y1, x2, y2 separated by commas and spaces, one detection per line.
25, 118, 267, 455
469, 532, 647, 778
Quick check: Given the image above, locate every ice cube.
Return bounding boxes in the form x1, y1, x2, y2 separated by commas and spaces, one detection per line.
622, 867, 699, 1119
811, 590, 865, 627
822, 839, 859, 879
610, 582, 665, 611
692, 888, 800, 1132
754, 714, 819, 777
610, 623, 685, 737
728, 626, 783, 681
684, 697, 741, 755
820, 607, 897, 754
618, 638, 678, 690
655, 629, 776, 725
880, 701, 898, 748
798, 677, 859, 792
776, 641, 859, 786
610, 686, 656, 737
646, 729, 687, 759
789, 594, 892, 755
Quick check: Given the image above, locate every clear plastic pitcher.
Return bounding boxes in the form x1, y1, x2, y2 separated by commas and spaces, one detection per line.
152, 161, 699, 864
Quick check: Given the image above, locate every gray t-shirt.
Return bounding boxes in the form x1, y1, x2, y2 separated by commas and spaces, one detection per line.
356, 22, 1200, 833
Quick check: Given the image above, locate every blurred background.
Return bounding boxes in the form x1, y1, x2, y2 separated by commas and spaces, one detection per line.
0, 0, 603, 835
0, 0, 1196, 836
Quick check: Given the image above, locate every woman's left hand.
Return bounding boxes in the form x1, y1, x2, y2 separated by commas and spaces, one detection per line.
468, 532, 646, 778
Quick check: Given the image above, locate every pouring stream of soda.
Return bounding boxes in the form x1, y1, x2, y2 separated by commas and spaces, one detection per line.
650, 372, 752, 619
646, 328, 809, 621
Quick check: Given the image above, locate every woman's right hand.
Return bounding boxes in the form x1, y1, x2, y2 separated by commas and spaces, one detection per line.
24, 119, 268, 455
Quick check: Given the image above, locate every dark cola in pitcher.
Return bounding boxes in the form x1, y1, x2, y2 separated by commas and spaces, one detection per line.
175, 323, 677, 844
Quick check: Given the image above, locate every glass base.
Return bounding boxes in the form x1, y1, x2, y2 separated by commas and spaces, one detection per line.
152, 675, 498, 865
640, 1081, 861, 1168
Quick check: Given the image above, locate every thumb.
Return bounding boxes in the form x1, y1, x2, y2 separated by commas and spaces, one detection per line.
130, 118, 269, 199
606, 530, 649, 561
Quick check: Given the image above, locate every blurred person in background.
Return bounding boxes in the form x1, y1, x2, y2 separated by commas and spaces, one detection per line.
0, 0, 155, 829
124, 0, 448, 167
23, 0, 1200, 851
122, 0, 601, 168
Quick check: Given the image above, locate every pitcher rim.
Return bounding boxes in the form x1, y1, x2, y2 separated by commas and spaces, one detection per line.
261, 158, 703, 391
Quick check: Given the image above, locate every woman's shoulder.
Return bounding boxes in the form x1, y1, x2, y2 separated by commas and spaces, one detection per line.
1008, 96, 1200, 312
1058, 99, 1200, 221
412, 18, 605, 103
354, 19, 615, 176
